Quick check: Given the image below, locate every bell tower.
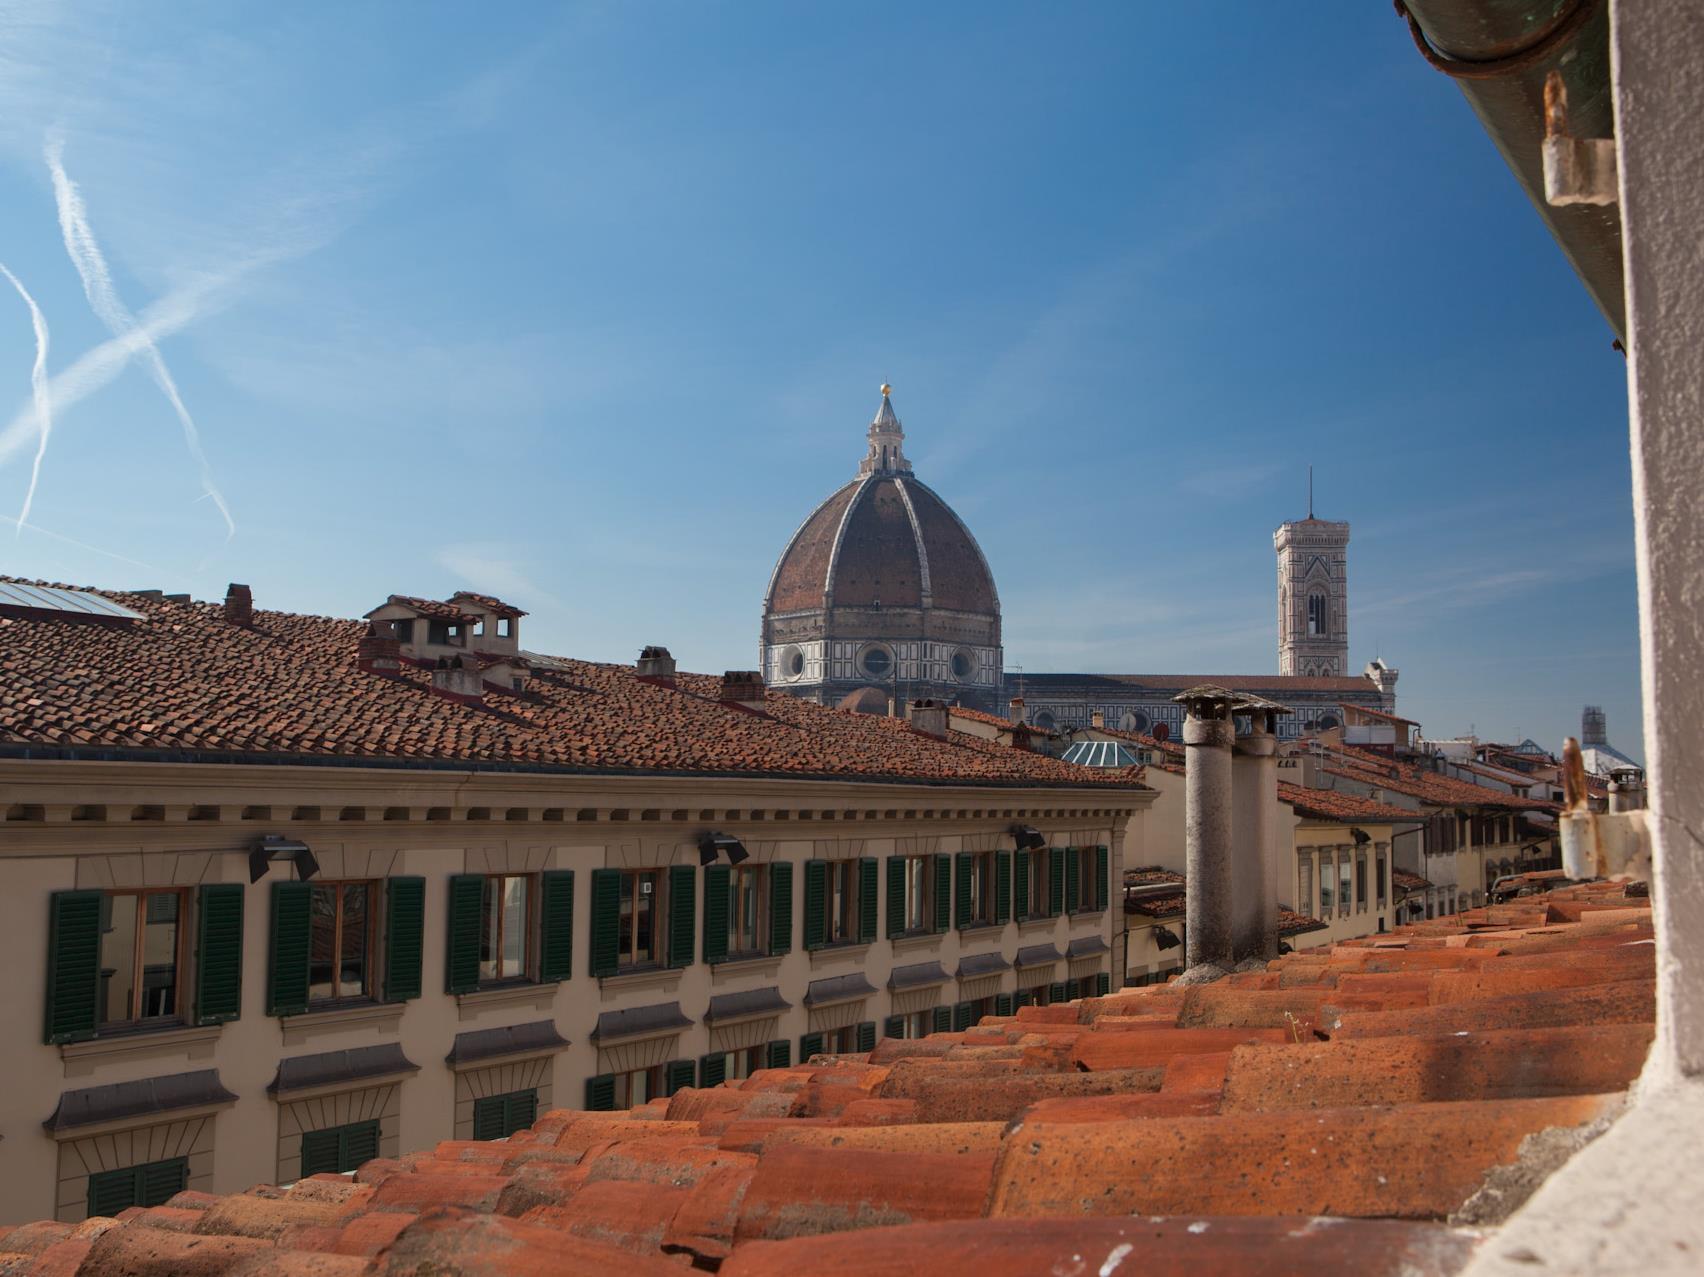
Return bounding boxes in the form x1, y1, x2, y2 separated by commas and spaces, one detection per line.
1274, 486, 1350, 677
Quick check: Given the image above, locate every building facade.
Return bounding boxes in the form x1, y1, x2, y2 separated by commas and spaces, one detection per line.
1274, 514, 1351, 677
760, 387, 1004, 713
0, 580, 1148, 1222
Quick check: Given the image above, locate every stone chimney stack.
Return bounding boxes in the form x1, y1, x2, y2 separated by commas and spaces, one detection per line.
1608, 766, 1646, 813
718, 671, 767, 711
1175, 686, 1237, 979
357, 621, 402, 677
431, 655, 484, 704
1008, 696, 1026, 723
1090, 709, 1106, 730
1231, 697, 1283, 965
223, 583, 253, 628
636, 646, 677, 687
907, 698, 949, 738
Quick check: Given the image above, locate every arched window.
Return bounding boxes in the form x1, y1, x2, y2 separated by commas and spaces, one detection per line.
1307, 593, 1328, 637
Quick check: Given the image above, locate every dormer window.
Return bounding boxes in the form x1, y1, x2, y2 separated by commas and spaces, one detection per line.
428, 620, 464, 647
391, 619, 415, 644
497, 617, 512, 639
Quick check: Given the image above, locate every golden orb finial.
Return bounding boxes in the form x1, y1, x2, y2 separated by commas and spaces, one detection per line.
880, 382, 892, 397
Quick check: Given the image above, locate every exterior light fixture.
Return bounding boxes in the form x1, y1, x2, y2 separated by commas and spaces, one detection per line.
1010, 824, 1046, 850
698, 832, 749, 866
1153, 926, 1182, 951
249, 835, 320, 884
1350, 827, 1371, 845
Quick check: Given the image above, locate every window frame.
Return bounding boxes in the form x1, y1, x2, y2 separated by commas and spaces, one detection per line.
1026, 848, 1053, 917
1307, 592, 1328, 637
87, 1156, 188, 1217
727, 862, 768, 958
965, 850, 996, 927
617, 867, 664, 970
98, 887, 190, 1031
300, 1119, 380, 1176
899, 855, 933, 935
479, 873, 535, 984
472, 1088, 538, 1141
828, 860, 860, 945
611, 1064, 667, 1110
307, 879, 377, 1008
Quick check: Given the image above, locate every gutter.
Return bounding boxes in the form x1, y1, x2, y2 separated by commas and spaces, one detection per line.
1396, 0, 1624, 338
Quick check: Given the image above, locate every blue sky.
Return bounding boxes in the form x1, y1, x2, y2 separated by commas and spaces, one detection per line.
0, 2, 1640, 759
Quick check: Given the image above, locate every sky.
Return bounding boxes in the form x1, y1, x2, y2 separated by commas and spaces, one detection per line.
0, 1, 1641, 761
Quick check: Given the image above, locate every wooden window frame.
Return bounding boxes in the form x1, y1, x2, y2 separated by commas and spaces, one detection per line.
99, 888, 190, 1030
901, 856, 933, 935
480, 873, 535, 984
728, 863, 768, 957
308, 879, 377, 1008
828, 861, 859, 945
612, 1064, 667, 1110
966, 851, 996, 927
1027, 849, 1052, 916
617, 868, 663, 970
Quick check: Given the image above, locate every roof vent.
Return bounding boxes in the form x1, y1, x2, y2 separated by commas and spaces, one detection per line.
357, 621, 402, 677
223, 583, 253, 628
1008, 695, 1026, 724
908, 698, 949, 738
718, 670, 766, 711
431, 654, 484, 705
1090, 709, 1105, 729
636, 646, 677, 686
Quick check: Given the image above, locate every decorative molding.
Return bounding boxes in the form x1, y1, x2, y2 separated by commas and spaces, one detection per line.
60, 1024, 223, 1077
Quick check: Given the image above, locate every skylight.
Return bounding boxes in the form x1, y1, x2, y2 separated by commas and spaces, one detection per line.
0, 583, 145, 623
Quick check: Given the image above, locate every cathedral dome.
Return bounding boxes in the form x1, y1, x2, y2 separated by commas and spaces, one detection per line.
761, 387, 1003, 710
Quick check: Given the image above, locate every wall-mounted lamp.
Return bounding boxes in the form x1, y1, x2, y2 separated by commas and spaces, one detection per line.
249, 835, 320, 884
698, 832, 749, 867
1153, 925, 1182, 951
1010, 824, 1046, 851
1350, 827, 1371, 846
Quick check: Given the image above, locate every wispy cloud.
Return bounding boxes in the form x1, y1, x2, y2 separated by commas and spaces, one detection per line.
436, 543, 559, 612
0, 261, 51, 530
0, 510, 157, 571
46, 132, 235, 538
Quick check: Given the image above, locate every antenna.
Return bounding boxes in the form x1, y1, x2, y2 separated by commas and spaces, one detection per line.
1308, 465, 1314, 519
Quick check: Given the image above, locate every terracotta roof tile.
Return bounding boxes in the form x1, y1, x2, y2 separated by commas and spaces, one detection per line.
21, 880, 1655, 1274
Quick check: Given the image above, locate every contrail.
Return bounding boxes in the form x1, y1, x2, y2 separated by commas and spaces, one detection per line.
46, 134, 236, 539
0, 512, 159, 572
0, 263, 51, 533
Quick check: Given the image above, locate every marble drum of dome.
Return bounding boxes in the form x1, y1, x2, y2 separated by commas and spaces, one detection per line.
760, 386, 1004, 713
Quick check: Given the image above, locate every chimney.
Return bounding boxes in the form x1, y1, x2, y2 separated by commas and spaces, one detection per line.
223, 583, 253, 628
1174, 685, 1237, 979
1008, 695, 1026, 724
431, 654, 484, 704
357, 621, 402, 677
1090, 709, 1105, 730
907, 698, 949, 738
636, 645, 677, 687
1230, 699, 1281, 965
718, 670, 767, 711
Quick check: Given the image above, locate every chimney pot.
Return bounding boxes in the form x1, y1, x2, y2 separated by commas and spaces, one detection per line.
907, 698, 950, 738
1090, 709, 1105, 730
431, 652, 485, 703
718, 670, 767, 711
1008, 696, 1025, 724
223, 583, 253, 628
357, 621, 402, 677
636, 645, 678, 685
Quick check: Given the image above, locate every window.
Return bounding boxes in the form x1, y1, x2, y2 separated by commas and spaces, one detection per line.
1071, 847, 1099, 912
610, 1066, 666, 1110
896, 855, 933, 934
1298, 856, 1315, 916
480, 874, 531, 982
951, 650, 973, 680
618, 868, 662, 968
1338, 859, 1353, 918
309, 881, 373, 1005
705, 1045, 766, 1084
1025, 848, 1054, 917
860, 646, 891, 678
472, 1089, 538, 1140
87, 1157, 187, 1217
828, 860, 861, 944
1355, 854, 1367, 912
427, 619, 464, 646
99, 889, 186, 1028
962, 851, 996, 927
301, 1120, 379, 1176
389, 618, 415, 643
892, 1009, 934, 1039
727, 863, 767, 957
1377, 853, 1388, 908
1318, 852, 1335, 912
1307, 593, 1328, 637
497, 617, 512, 639
784, 646, 805, 678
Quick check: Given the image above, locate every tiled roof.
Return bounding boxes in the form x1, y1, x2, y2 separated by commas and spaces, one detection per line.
1338, 702, 1415, 725
1323, 747, 1554, 812
947, 704, 1047, 733
1017, 672, 1381, 693
372, 594, 480, 623
1121, 868, 1322, 937
0, 578, 1145, 790
1392, 869, 1434, 892
449, 591, 528, 617
1278, 781, 1425, 824
8, 882, 1651, 1274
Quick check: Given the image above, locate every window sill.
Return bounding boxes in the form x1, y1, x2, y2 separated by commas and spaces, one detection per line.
281, 1000, 406, 1045
808, 941, 872, 964
710, 953, 782, 979
1017, 915, 1061, 931
957, 921, 1005, 936
457, 981, 559, 1020
61, 1022, 222, 1076
889, 931, 945, 953
1069, 908, 1107, 920
598, 965, 683, 994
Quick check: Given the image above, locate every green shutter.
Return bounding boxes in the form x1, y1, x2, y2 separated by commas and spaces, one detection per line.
1065, 977, 1082, 1001
1013, 849, 1030, 922
932, 854, 951, 933
383, 876, 425, 1002
1096, 846, 1111, 911
995, 850, 1012, 924
802, 859, 827, 951
954, 852, 973, 930
702, 865, 730, 965
931, 1005, 952, 1034
1014, 987, 1033, 1009
994, 992, 1014, 1017
268, 881, 312, 1016
664, 1059, 695, 1097
1096, 971, 1112, 996
87, 1166, 137, 1217
885, 856, 907, 939
445, 875, 485, 994
799, 1032, 825, 1061
766, 1039, 791, 1069
195, 883, 244, 1024
1049, 849, 1066, 917
855, 1020, 877, 1053
1065, 847, 1081, 914
45, 890, 101, 1044
509, 1089, 538, 1133
883, 1014, 905, 1040
668, 864, 696, 969
953, 1001, 974, 1032
473, 1094, 507, 1139
768, 861, 793, 955
301, 1128, 342, 1176
858, 857, 878, 943
699, 1052, 728, 1088
539, 870, 574, 983
585, 1074, 616, 1112
140, 1158, 187, 1207
589, 868, 622, 977
1049, 981, 1067, 1004
345, 1120, 380, 1170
